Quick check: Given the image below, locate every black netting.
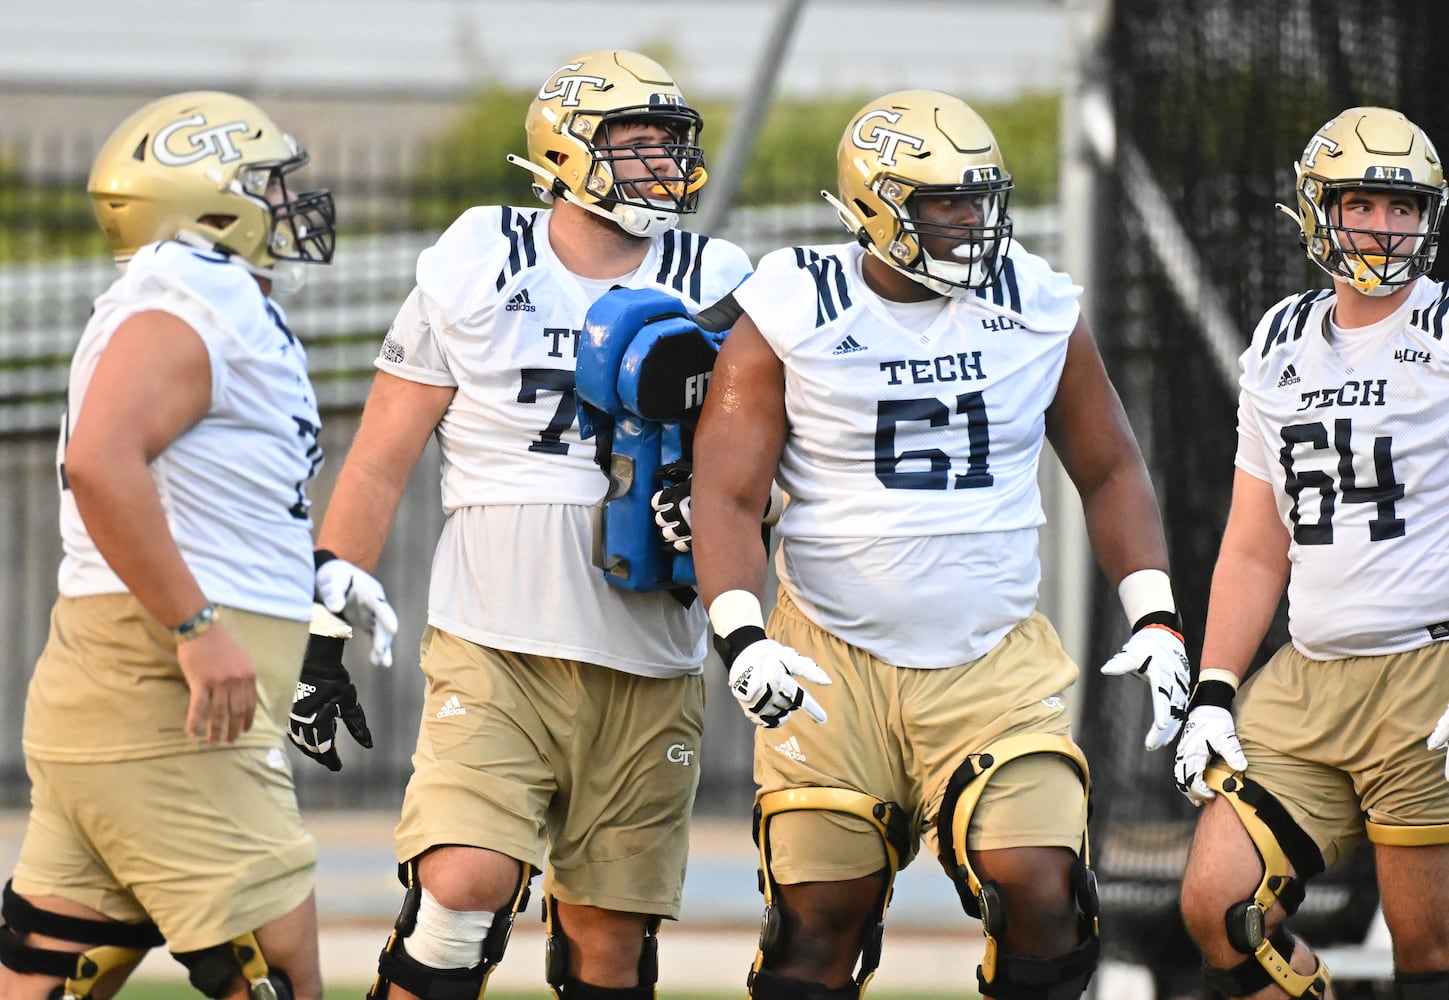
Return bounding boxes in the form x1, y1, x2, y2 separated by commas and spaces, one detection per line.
1082, 0, 1447, 985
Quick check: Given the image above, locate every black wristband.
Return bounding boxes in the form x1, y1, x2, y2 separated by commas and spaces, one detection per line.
302, 633, 349, 680
716, 625, 767, 668
1187, 678, 1236, 711
1132, 609, 1184, 634
314, 548, 338, 570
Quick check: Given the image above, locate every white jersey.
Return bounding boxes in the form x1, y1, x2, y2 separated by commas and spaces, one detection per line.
58, 242, 321, 620
735, 240, 1082, 667
379, 206, 752, 676
1236, 278, 1449, 658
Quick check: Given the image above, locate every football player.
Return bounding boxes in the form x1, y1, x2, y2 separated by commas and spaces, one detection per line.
690, 89, 1188, 1000
301, 51, 752, 1000
0, 91, 390, 1000
1176, 107, 1449, 1000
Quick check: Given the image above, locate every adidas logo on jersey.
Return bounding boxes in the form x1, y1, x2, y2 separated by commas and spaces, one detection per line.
831, 335, 868, 355
1276, 364, 1300, 387
505, 289, 537, 313
436, 695, 467, 718
774, 736, 807, 762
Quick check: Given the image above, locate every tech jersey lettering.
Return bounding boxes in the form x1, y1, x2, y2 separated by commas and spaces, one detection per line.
1237, 279, 1449, 658
56, 242, 320, 620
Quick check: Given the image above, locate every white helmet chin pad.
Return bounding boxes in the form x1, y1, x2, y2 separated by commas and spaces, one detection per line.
608, 202, 681, 238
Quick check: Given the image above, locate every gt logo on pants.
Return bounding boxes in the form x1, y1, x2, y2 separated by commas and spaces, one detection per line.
666, 742, 696, 766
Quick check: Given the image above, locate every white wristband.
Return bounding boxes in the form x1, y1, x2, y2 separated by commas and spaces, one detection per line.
709, 589, 765, 636
1117, 568, 1176, 626
309, 602, 353, 640
1197, 668, 1240, 690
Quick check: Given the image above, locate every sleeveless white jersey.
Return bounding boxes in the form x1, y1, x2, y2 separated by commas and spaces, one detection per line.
57, 242, 322, 620
1236, 278, 1449, 658
735, 240, 1082, 667
378, 206, 752, 676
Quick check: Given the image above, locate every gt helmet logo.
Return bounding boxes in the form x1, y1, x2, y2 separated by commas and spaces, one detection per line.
1300, 130, 1340, 169
537, 64, 610, 107
851, 109, 926, 167
151, 114, 251, 167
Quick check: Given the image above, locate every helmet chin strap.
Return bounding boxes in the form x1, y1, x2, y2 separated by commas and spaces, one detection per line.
507, 154, 681, 237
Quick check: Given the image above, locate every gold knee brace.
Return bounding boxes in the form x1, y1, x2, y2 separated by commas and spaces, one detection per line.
936, 733, 1098, 994
750, 787, 911, 999
1205, 764, 1330, 1000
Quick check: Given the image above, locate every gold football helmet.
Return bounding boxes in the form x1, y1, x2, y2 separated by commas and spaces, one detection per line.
507, 50, 707, 237
826, 89, 1013, 296
87, 91, 335, 277
1280, 106, 1446, 295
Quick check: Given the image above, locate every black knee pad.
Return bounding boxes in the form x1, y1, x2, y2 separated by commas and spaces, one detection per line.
173, 934, 289, 1000
369, 858, 535, 1000
372, 940, 489, 1000
977, 934, 1100, 1000
550, 979, 653, 1000
749, 968, 861, 1000
0, 881, 164, 999
1396, 968, 1449, 1000
1201, 929, 1328, 1000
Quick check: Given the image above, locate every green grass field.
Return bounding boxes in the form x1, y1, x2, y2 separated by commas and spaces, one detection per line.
123, 984, 972, 1000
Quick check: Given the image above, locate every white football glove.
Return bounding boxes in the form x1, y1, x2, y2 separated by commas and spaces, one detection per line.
1428, 702, 1449, 783
721, 627, 831, 728
1099, 621, 1191, 750
314, 552, 398, 668
1173, 676, 1248, 805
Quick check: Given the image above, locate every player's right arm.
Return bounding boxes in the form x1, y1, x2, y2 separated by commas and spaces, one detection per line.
316, 370, 454, 572
691, 314, 785, 605
66, 310, 256, 745
692, 315, 830, 728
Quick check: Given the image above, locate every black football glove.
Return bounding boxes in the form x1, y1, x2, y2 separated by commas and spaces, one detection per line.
651, 461, 694, 553
288, 627, 372, 772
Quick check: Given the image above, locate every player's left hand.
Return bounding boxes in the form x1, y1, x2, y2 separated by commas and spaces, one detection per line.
651, 461, 693, 553
288, 606, 372, 772
1428, 702, 1449, 782
1099, 620, 1190, 750
314, 551, 397, 668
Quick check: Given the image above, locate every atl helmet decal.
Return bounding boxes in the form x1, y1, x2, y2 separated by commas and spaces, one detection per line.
1301, 125, 1340, 169
151, 114, 252, 167
537, 63, 610, 107
851, 109, 926, 167
647, 92, 685, 107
